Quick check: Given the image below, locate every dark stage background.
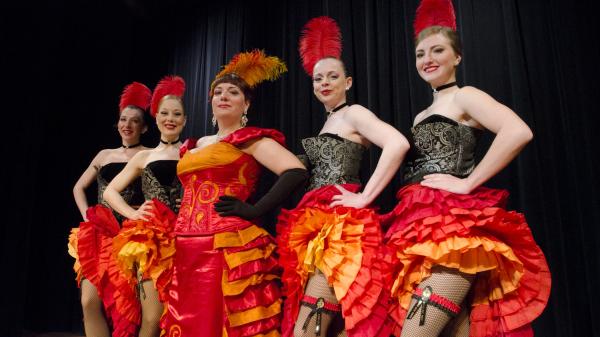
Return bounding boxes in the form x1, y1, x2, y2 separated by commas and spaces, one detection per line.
1, 0, 598, 336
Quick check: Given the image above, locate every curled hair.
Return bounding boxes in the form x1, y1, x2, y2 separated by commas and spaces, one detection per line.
210, 73, 253, 102
415, 25, 462, 56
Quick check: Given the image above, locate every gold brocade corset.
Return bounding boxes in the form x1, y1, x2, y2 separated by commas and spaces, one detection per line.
404, 114, 483, 184
302, 133, 365, 191
142, 160, 181, 212
175, 142, 260, 235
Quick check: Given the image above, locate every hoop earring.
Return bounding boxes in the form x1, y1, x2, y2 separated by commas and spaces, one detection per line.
212, 115, 217, 127
241, 112, 248, 127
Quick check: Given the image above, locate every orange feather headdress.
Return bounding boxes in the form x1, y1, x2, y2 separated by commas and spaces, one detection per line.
210, 49, 287, 93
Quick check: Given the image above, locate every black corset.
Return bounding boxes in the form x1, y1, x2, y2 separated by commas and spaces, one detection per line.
97, 162, 144, 208
302, 133, 365, 191
403, 115, 482, 184
142, 160, 181, 212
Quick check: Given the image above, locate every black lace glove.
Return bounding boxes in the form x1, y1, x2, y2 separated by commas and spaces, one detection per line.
214, 167, 308, 220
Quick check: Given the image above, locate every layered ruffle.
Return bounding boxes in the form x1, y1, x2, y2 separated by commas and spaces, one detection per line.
112, 198, 177, 302
67, 228, 82, 285
384, 184, 551, 337
160, 224, 281, 337
70, 205, 140, 337
276, 184, 393, 337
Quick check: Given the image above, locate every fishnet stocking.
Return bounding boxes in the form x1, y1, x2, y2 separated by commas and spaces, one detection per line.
138, 280, 162, 337
81, 279, 110, 337
294, 270, 347, 337
400, 265, 474, 337
441, 305, 470, 337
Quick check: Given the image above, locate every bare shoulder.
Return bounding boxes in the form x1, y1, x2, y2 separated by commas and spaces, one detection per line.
345, 104, 378, 122
129, 149, 152, 168
454, 86, 494, 104
192, 136, 215, 152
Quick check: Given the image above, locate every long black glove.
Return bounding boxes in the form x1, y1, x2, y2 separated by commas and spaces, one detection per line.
214, 167, 308, 220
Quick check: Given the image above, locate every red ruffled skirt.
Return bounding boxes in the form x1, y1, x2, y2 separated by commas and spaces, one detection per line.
112, 199, 177, 303
276, 184, 394, 337
160, 223, 281, 337
67, 205, 140, 337
383, 184, 551, 337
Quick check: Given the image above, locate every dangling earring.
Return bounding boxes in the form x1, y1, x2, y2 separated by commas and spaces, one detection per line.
240, 112, 248, 127
212, 115, 216, 127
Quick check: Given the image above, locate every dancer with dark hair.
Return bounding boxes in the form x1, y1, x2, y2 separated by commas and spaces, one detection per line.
69, 82, 151, 337
277, 17, 409, 337
384, 1, 551, 336
104, 76, 186, 337
160, 50, 308, 337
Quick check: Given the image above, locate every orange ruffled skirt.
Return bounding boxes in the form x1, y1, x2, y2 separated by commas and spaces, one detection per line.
277, 184, 394, 337
160, 223, 281, 337
383, 184, 551, 337
111, 199, 177, 303
67, 205, 141, 337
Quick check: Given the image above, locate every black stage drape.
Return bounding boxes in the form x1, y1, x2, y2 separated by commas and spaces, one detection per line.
1, 0, 598, 336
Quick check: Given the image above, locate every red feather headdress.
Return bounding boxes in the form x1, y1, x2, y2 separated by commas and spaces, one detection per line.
211, 49, 287, 92
150, 75, 185, 117
119, 82, 151, 112
298, 16, 342, 76
414, 0, 456, 38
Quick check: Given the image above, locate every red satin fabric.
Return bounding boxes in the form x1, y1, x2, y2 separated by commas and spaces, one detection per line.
162, 236, 224, 337
161, 127, 284, 337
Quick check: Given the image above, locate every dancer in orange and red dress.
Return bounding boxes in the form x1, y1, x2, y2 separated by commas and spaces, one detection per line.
276, 17, 409, 337
384, 1, 551, 336
160, 50, 308, 337
104, 76, 187, 337
69, 82, 151, 337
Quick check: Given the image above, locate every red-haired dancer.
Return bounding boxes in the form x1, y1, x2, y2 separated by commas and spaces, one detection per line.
104, 76, 187, 337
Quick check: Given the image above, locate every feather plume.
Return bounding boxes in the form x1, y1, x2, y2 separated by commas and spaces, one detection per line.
414, 0, 456, 37
212, 49, 287, 90
150, 75, 185, 117
298, 16, 342, 76
119, 82, 151, 112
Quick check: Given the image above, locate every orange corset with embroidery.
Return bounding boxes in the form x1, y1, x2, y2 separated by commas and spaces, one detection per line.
175, 141, 261, 235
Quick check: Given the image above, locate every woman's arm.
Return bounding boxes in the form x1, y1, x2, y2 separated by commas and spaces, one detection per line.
73, 150, 106, 220
421, 86, 533, 194
103, 151, 153, 220
214, 139, 308, 220
331, 105, 410, 208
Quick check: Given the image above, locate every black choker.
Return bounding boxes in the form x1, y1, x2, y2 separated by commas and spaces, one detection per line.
432, 82, 457, 93
122, 142, 141, 149
327, 102, 348, 117
160, 138, 180, 145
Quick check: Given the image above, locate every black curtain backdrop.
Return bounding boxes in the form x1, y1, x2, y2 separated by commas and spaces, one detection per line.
1, 0, 598, 336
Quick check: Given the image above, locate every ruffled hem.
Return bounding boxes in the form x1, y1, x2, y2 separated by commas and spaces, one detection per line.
67, 227, 82, 285
276, 184, 392, 337
112, 198, 177, 302
73, 205, 140, 337
385, 184, 551, 337
219, 225, 282, 336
